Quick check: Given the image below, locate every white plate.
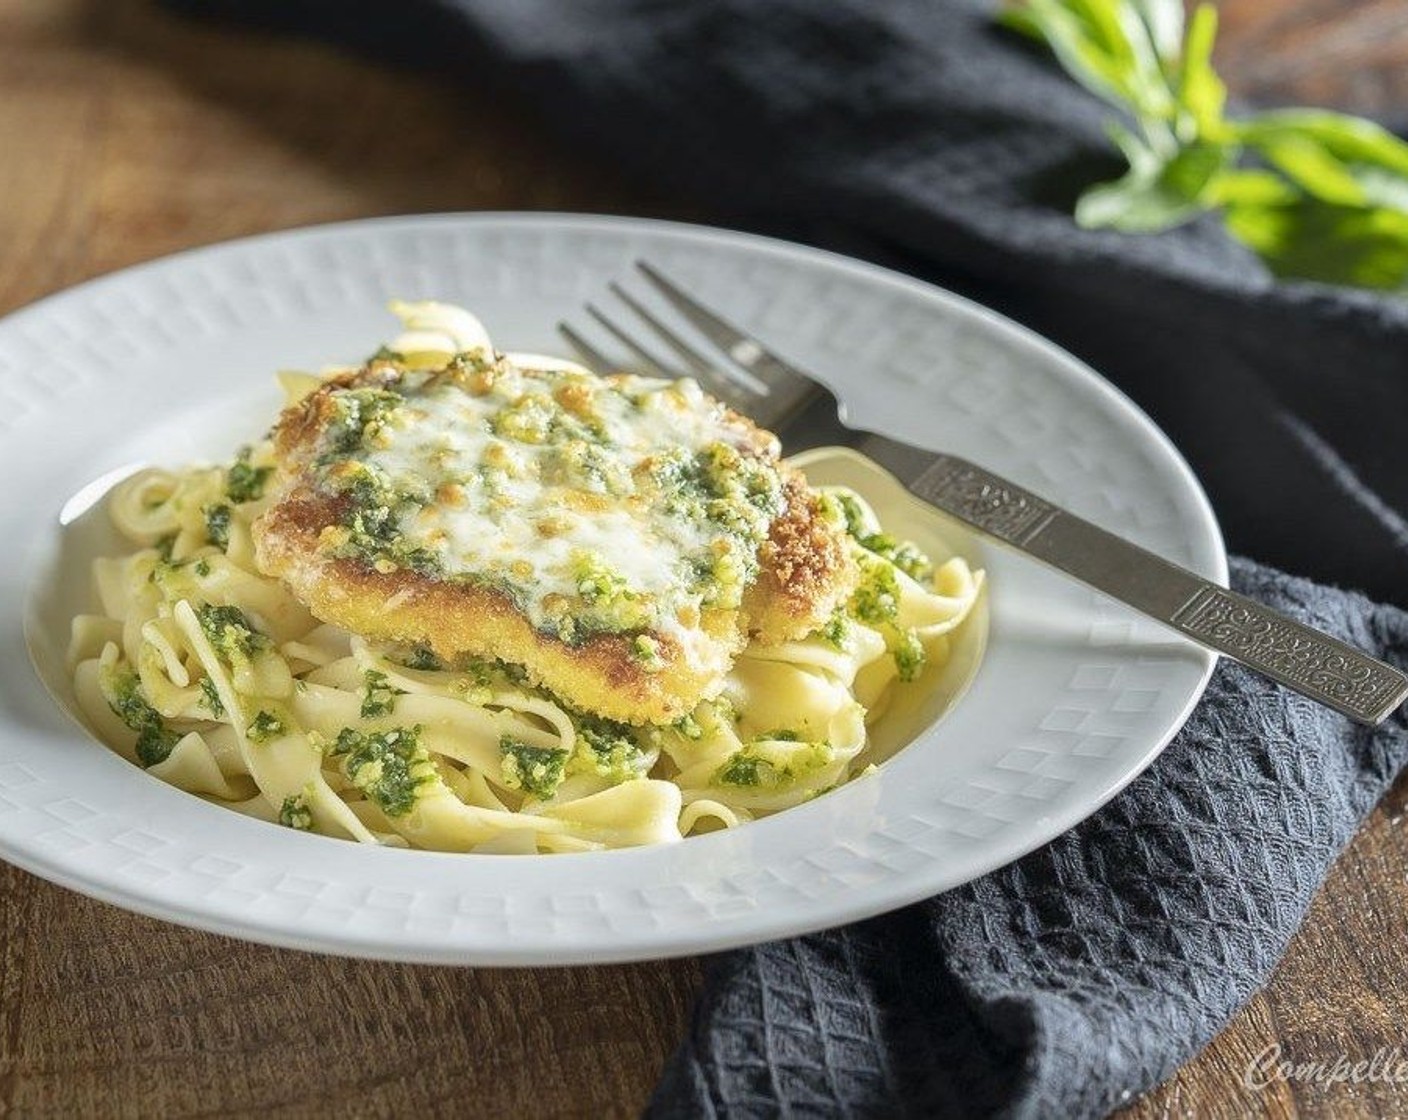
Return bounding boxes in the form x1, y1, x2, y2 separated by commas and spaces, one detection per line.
2, 214, 1223, 965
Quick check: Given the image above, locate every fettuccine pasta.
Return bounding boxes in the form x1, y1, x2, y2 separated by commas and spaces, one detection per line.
68, 312, 984, 853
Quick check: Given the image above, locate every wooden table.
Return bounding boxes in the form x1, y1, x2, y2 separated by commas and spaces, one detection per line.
4, 2, 1408, 1115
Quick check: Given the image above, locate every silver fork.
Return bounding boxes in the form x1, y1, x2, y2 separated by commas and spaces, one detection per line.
559, 261, 1408, 726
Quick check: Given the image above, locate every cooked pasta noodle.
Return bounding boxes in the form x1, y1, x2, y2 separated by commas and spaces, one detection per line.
68, 308, 984, 853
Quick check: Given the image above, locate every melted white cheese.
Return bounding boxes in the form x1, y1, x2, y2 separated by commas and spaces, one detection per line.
321, 344, 784, 647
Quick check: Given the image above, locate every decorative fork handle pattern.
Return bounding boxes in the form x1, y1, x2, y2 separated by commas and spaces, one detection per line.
906, 454, 1408, 725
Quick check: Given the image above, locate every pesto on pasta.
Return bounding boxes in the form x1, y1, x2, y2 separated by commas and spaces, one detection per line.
67, 304, 984, 853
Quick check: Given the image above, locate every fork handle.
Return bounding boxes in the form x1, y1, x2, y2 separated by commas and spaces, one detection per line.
884, 448, 1408, 725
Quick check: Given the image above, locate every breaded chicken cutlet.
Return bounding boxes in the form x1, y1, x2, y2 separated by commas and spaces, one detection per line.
253, 336, 855, 725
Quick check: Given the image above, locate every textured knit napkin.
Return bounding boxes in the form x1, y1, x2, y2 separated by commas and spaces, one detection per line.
166, 1, 1408, 1115
648, 560, 1408, 1117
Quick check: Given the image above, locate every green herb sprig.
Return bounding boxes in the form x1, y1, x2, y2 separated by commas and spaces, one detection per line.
1002, 0, 1408, 289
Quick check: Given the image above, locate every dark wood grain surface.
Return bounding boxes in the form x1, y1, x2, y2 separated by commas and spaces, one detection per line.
3, 1, 1407, 1116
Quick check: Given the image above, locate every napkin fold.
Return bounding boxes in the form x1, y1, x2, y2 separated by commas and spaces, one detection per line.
164, 0, 1408, 1115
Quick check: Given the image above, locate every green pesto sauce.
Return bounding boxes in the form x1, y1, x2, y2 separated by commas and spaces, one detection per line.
326, 461, 442, 576
278, 794, 314, 831
831, 491, 870, 540
246, 709, 286, 744
671, 711, 705, 741
859, 531, 934, 583
829, 488, 938, 680
715, 751, 772, 788
891, 630, 928, 683
203, 503, 232, 550
198, 677, 225, 717
331, 725, 433, 818
195, 604, 271, 662
150, 553, 211, 598
359, 669, 404, 719
713, 738, 835, 791
830, 488, 935, 581
488, 389, 602, 446
850, 555, 901, 626
819, 609, 850, 649
226, 448, 273, 504
846, 553, 931, 682
394, 645, 445, 672
628, 634, 665, 671
568, 716, 649, 784
322, 387, 405, 459
104, 668, 180, 768
499, 736, 569, 799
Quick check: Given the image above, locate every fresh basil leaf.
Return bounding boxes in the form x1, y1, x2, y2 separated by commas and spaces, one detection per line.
1236, 110, 1408, 179
1020, 0, 1145, 114
1237, 110, 1408, 216
1203, 168, 1299, 208
1247, 133, 1369, 208
1076, 139, 1227, 231
1062, 0, 1129, 59
1004, 0, 1408, 291
1224, 200, 1408, 289
1104, 119, 1160, 173
1176, 4, 1226, 141
1127, 0, 1184, 63
1353, 166, 1408, 213
1109, 0, 1176, 116
1011, 0, 1192, 150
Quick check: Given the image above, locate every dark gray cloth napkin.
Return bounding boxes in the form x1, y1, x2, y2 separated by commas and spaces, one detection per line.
166, 0, 1408, 1114
649, 560, 1408, 1117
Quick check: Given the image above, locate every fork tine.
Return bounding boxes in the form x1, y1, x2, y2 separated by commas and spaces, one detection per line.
556, 321, 616, 374
586, 303, 681, 379
608, 283, 719, 379
607, 283, 766, 410
634, 261, 813, 397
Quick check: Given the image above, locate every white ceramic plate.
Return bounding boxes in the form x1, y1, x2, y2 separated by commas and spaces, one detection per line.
3, 214, 1223, 965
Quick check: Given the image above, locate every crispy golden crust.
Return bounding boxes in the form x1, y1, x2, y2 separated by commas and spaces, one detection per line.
255, 491, 741, 724
744, 473, 856, 646
253, 362, 855, 724
271, 366, 380, 466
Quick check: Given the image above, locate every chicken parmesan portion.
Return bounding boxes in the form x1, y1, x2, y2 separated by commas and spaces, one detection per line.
253, 307, 854, 724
